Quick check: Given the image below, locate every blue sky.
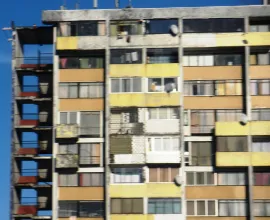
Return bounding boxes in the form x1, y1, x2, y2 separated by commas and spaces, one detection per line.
0, 0, 262, 218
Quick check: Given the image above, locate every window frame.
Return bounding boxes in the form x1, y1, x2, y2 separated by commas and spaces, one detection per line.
110, 77, 143, 93
148, 107, 180, 120
148, 77, 179, 93
147, 137, 179, 152
187, 200, 217, 216
149, 167, 179, 183
186, 172, 215, 186
218, 200, 246, 216
111, 198, 144, 214
148, 198, 181, 214
111, 167, 144, 184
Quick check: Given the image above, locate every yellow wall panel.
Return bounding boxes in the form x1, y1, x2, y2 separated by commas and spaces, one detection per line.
59, 69, 104, 82
216, 33, 244, 47
57, 37, 77, 50
58, 218, 103, 220
246, 32, 270, 46
215, 121, 270, 136
216, 152, 251, 167
110, 93, 180, 107
216, 152, 270, 167
110, 64, 145, 77
110, 183, 181, 198
110, 215, 154, 220
146, 64, 179, 77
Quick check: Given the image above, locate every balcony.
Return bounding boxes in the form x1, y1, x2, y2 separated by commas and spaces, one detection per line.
216, 152, 270, 167
182, 32, 270, 48
110, 93, 180, 107
110, 123, 144, 135
15, 113, 52, 128
14, 141, 51, 156
215, 121, 270, 136
56, 154, 78, 169
110, 63, 179, 78
15, 84, 52, 99
16, 54, 53, 70
56, 124, 79, 139
146, 151, 180, 164
14, 169, 51, 186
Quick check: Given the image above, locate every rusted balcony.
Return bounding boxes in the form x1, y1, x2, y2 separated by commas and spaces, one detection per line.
15, 84, 52, 99
14, 169, 51, 186
15, 113, 52, 128
14, 141, 51, 156
16, 54, 53, 70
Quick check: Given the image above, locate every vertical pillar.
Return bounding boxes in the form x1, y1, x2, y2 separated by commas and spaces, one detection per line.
178, 18, 186, 219
105, 17, 111, 220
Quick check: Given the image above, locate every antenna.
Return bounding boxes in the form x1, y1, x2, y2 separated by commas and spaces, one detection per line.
93, 0, 98, 8
75, 0, 80, 9
115, 0, 119, 8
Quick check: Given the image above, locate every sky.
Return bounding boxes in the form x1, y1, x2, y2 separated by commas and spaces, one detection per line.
0, 0, 262, 218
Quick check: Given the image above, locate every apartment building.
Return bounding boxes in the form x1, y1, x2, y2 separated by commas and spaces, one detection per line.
10, 4, 270, 220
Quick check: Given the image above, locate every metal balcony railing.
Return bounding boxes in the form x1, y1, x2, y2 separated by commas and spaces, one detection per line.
15, 113, 52, 127
16, 53, 53, 69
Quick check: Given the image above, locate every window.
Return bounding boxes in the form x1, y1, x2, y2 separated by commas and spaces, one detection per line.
254, 200, 270, 216
59, 201, 77, 217
149, 167, 179, 182
60, 112, 77, 124
184, 55, 214, 66
111, 198, 143, 214
148, 137, 179, 151
148, 198, 181, 214
59, 57, 104, 69
216, 110, 242, 122
58, 21, 105, 36
215, 80, 242, 95
111, 168, 143, 183
59, 173, 78, 186
148, 108, 179, 119
191, 142, 212, 166
250, 25, 269, 32
59, 83, 104, 98
254, 173, 270, 186
80, 143, 101, 165
110, 49, 142, 64
183, 18, 244, 33
145, 19, 178, 34
148, 78, 178, 92
217, 137, 247, 152
252, 109, 270, 121
214, 54, 242, 66
79, 201, 104, 217
186, 172, 214, 185
250, 53, 270, 65
190, 110, 215, 133
184, 81, 214, 96
147, 48, 178, 63
80, 173, 104, 186
111, 78, 142, 93
217, 173, 246, 185
187, 200, 216, 216
110, 21, 143, 36
59, 144, 78, 154
80, 112, 101, 136
252, 137, 270, 152
250, 80, 270, 95
219, 200, 246, 216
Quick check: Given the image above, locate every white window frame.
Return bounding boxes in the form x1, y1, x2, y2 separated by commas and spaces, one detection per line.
147, 107, 180, 120
110, 167, 144, 184
147, 77, 179, 93
186, 172, 216, 186
58, 111, 79, 124
110, 77, 143, 93
187, 200, 218, 216
147, 136, 179, 152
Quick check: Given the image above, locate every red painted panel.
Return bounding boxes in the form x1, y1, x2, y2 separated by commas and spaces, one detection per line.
17, 176, 37, 184
17, 205, 37, 215
18, 148, 37, 155
20, 120, 38, 126
20, 64, 52, 69
19, 92, 38, 97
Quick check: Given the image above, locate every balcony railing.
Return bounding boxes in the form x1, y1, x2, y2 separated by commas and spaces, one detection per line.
16, 53, 53, 69
15, 113, 51, 127
110, 123, 144, 135
14, 169, 51, 184
56, 154, 79, 168
191, 125, 214, 134
15, 84, 52, 98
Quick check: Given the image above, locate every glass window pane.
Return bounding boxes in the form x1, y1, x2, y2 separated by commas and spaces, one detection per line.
187, 201, 195, 215
149, 78, 162, 92
197, 201, 206, 215
133, 78, 142, 92
111, 79, 120, 93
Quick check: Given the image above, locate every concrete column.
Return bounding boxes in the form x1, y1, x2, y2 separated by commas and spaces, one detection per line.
105, 17, 111, 220
178, 18, 186, 219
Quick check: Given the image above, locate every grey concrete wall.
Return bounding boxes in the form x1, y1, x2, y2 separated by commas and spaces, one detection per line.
43, 6, 270, 22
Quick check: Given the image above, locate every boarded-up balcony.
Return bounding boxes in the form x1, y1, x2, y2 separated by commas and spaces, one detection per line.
56, 154, 78, 169
56, 124, 79, 139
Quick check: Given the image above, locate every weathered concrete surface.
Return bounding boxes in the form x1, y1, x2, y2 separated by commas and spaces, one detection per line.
43, 6, 270, 22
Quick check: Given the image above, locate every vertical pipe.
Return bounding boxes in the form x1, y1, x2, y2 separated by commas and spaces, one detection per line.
105, 17, 111, 220
178, 18, 186, 219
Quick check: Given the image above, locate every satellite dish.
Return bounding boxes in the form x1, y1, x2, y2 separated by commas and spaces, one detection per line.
170, 25, 179, 36
240, 113, 248, 125
174, 175, 181, 186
